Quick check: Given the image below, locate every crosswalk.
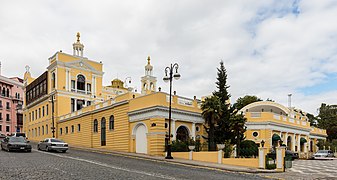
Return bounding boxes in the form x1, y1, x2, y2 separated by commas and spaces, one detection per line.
287, 159, 337, 178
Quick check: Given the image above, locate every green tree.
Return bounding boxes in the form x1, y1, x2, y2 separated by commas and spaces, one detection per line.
317, 103, 337, 140
229, 113, 247, 156
201, 95, 222, 151
306, 113, 318, 127
233, 95, 262, 111
212, 61, 232, 144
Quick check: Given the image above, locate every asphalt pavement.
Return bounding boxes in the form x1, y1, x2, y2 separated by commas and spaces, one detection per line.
0, 145, 270, 180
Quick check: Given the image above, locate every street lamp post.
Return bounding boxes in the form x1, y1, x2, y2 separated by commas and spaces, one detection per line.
163, 63, 180, 159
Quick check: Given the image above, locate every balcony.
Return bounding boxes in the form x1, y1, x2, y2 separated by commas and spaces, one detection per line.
246, 112, 310, 128
71, 89, 91, 95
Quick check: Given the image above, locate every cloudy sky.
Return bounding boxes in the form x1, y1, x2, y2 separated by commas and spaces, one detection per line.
1, 0, 337, 114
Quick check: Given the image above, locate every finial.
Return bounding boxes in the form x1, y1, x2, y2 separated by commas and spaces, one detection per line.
25, 65, 30, 72
76, 32, 80, 42
147, 56, 150, 64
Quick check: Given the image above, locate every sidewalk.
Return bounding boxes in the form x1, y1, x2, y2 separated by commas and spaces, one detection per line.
69, 145, 279, 174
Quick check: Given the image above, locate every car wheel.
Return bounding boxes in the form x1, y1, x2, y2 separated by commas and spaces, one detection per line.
37, 145, 41, 150
46, 146, 49, 152
62, 150, 67, 153
27, 149, 32, 153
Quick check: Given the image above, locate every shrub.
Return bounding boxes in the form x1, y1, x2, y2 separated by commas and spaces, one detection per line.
171, 140, 188, 152
239, 140, 258, 157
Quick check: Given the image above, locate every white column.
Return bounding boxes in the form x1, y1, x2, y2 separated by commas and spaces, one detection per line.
171, 120, 176, 140
191, 123, 196, 140
65, 69, 69, 91
284, 132, 288, 144
74, 99, 77, 111
292, 134, 296, 151
297, 135, 301, 152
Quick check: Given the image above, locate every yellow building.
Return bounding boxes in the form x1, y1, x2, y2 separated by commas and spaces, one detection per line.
239, 101, 327, 157
23, 33, 204, 156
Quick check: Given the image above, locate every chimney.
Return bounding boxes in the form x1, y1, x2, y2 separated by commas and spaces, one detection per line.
288, 93, 292, 108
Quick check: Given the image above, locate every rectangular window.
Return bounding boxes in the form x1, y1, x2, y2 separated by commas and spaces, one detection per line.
6, 126, 10, 132
71, 98, 75, 112
87, 101, 91, 106
38, 127, 40, 136
6, 114, 10, 121
42, 106, 45, 117
46, 105, 49, 115
39, 108, 41, 118
71, 80, 76, 91
32, 111, 34, 120
0, 113, 2, 120
60, 128, 62, 135
71, 125, 74, 133
6, 102, 10, 110
0, 125, 2, 131
46, 125, 48, 134
65, 127, 68, 134
35, 110, 37, 119
77, 124, 81, 132
0, 100, 2, 108
42, 126, 44, 135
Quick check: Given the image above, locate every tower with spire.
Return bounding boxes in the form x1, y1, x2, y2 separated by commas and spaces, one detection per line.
141, 56, 157, 94
73, 32, 84, 57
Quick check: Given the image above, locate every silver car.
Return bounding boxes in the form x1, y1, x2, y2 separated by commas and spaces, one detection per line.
313, 150, 335, 160
37, 138, 68, 153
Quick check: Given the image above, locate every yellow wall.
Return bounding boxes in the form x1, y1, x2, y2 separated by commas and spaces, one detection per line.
222, 158, 259, 168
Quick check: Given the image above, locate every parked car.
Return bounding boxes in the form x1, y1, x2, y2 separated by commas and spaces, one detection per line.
0, 134, 6, 141
313, 150, 335, 160
1, 136, 32, 152
12, 132, 27, 139
37, 138, 68, 153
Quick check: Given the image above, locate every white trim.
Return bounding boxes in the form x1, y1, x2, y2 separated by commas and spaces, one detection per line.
246, 122, 310, 135
128, 106, 203, 124
132, 122, 148, 135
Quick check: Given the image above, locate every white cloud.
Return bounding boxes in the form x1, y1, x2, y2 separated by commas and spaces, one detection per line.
1, 0, 337, 115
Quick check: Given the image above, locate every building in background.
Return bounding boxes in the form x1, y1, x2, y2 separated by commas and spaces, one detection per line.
23, 33, 204, 155
239, 101, 327, 158
0, 71, 24, 135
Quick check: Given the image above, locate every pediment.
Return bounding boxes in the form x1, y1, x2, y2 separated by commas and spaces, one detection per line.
66, 60, 96, 72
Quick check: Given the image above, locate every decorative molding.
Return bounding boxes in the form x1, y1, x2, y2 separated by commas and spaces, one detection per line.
128, 106, 203, 123
246, 121, 311, 135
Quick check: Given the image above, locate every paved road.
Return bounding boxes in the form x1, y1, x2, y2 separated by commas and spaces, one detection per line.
260, 159, 337, 180
0, 146, 268, 180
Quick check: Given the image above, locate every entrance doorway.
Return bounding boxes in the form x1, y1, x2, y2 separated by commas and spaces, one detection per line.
135, 124, 147, 154
176, 126, 189, 142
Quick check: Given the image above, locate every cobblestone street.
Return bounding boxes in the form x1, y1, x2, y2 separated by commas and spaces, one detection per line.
0, 147, 267, 180
260, 159, 337, 180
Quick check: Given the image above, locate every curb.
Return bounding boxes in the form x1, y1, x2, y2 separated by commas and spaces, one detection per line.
69, 146, 280, 174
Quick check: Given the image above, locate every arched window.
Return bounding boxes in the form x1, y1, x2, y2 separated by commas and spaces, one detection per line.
2, 87, 5, 96
51, 72, 56, 89
93, 119, 98, 132
109, 115, 114, 130
6, 88, 9, 97
77, 75, 85, 91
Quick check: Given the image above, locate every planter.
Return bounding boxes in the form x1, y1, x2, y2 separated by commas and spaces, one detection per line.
217, 144, 225, 150
188, 146, 195, 151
